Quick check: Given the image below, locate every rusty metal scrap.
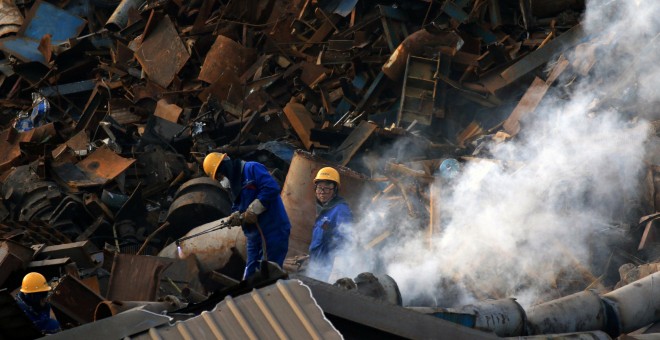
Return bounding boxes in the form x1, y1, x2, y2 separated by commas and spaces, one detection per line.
106, 253, 171, 302
2, 0, 660, 338
50, 275, 105, 325
135, 15, 190, 88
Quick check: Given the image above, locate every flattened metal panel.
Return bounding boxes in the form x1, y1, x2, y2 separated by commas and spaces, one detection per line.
0, 240, 34, 288
198, 35, 256, 84
320, 0, 358, 17
283, 101, 316, 150
50, 275, 105, 324
75, 145, 135, 185
129, 280, 342, 340
135, 16, 190, 88
106, 254, 171, 301
0, 0, 86, 63
334, 120, 377, 166
21, 0, 86, 42
0, 37, 45, 63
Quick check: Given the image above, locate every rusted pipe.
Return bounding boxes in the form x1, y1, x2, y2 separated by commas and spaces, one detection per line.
94, 296, 184, 321
456, 298, 526, 337
158, 217, 247, 273
165, 177, 233, 241
601, 271, 660, 335
181, 287, 207, 303
105, 0, 145, 32
525, 290, 607, 335
505, 331, 611, 339
209, 270, 241, 287
411, 298, 526, 337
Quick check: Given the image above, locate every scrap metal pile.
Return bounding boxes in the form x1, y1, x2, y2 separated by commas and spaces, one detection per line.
1, 0, 660, 338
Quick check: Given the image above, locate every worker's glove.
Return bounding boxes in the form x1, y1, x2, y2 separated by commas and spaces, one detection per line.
242, 211, 258, 224
227, 211, 242, 226
242, 199, 265, 224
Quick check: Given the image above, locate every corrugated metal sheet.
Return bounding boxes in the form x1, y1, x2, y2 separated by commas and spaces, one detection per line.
44, 308, 171, 340
129, 279, 343, 340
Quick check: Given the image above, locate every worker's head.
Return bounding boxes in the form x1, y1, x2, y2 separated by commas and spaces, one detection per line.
20, 272, 51, 306
203, 152, 228, 180
314, 167, 340, 204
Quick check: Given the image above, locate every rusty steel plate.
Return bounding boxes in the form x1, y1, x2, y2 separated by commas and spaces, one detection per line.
135, 16, 190, 88
198, 35, 256, 84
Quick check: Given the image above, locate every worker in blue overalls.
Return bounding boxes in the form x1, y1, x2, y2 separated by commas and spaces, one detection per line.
203, 152, 291, 279
308, 167, 353, 281
15, 272, 60, 334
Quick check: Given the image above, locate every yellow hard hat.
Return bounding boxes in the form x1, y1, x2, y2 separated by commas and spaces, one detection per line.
203, 152, 228, 179
314, 167, 340, 186
21, 272, 51, 294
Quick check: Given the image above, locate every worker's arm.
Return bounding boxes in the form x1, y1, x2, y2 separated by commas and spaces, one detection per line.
330, 203, 353, 249
241, 162, 280, 223
251, 162, 281, 209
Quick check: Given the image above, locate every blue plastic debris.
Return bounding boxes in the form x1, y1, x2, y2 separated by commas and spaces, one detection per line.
14, 93, 50, 132
439, 158, 461, 180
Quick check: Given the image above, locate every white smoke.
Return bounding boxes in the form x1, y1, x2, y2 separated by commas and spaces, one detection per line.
324, 0, 656, 307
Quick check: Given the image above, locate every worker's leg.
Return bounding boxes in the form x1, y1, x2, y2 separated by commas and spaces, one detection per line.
264, 236, 289, 268
243, 235, 263, 280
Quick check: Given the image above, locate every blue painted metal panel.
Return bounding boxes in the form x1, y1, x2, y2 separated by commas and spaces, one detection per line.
320, 0, 358, 17
378, 5, 408, 21
257, 141, 296, 163
0, 0, 86, 63
24, 0, 86, 43
0, 37, 46, 64
442, 2, 470, 23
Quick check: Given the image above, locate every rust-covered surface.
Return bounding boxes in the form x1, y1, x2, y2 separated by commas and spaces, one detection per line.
135, 16, 190, 88
106, 253, 171, 302
0, 0, 659, 338
282, 150, 375, 257
0, 240, 33, 287
50, 275, 105, 325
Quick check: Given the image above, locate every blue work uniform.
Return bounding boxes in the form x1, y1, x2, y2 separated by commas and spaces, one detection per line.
309, 196, 353, 280
232, 161, 291, 279
15, 292, 60, 334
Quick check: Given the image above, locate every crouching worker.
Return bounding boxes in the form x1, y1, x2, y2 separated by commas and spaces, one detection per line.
308, 167, 353, 281
203, 152, 291, 280
16, 272, 60, 334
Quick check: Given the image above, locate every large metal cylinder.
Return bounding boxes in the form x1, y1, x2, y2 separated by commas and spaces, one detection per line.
456, 298, 526, 337
601, 271, 660, 335
411, 298, 526, 337
354, 273, 402, 306
525, 290, 607, 335
2, 165, 62, 221
158, 217, 247, 273
166, 177, 233, 241
281, 150, 375, 256
505, 331, 611, 340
